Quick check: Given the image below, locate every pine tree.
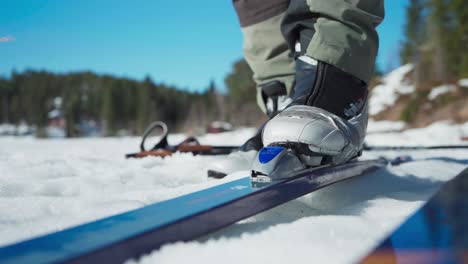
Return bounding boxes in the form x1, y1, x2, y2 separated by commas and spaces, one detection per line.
450, 0, 468, 77
101, 82, 115, 136
63, 84, 81, 137
401, 0, 428, 85
428, 0, 454, 81
136, 77, 153, 134
0, 77, 11, 123
224, 59, 256, 105
401, 0, 427, 65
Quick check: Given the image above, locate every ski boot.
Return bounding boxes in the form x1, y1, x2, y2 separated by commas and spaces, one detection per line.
251, 54, 369, 187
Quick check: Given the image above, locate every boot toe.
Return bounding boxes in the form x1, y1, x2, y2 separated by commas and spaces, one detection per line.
299, 121, 346, 154
262, 105, 350, 156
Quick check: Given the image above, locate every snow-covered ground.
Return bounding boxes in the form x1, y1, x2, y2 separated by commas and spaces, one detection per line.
458, 78, 468, 88
427, 84, 456, 100
369, 64, 415, 116
1, 122, 468, 264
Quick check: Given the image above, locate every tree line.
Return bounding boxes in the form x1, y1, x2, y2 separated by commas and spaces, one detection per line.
401, 0, 468, 84
0, 60, 263, 137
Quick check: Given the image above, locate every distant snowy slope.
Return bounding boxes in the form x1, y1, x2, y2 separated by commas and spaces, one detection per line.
458, 78, 468, 88
369, 64, 414, 116
367, 120, 405, 133
369, 65, 468, 127
428, 84, 457, 100
366, 121, 468, 146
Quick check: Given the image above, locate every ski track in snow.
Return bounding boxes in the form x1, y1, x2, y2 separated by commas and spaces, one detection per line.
0, 124, 467, 264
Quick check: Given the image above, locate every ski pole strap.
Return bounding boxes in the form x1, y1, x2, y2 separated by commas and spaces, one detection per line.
126, 144, 239, 158
140, 121, 169, 152
126, 121, 239, 158
259, 81, 287, 118
126, 150, 174, 159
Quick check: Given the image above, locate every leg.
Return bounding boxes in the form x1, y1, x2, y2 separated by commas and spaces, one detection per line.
282, 0, 384, 84
233, 0, 295, 117
207, 0, 294, 178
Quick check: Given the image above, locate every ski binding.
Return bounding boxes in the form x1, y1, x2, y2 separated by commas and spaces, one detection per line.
251, 146, 310, 188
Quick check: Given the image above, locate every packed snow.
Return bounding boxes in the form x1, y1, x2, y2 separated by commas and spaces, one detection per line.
0, 124, 16, 135
427, 84, 456, 100
458, 78, 468, 88
369, 64, 415, 115
0, 122, 32, 136
366, 121, 468, 146
1, 122, 467, 264
367, 119, 405, 133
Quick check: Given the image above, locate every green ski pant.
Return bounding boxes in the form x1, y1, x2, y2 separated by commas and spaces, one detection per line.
233, 0, 384, 113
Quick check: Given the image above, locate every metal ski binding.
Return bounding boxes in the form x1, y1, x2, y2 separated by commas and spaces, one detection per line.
251, 146, 307, 188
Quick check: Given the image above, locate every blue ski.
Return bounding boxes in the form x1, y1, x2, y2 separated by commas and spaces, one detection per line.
361, 167, 468, 264
0, 158, 388, 264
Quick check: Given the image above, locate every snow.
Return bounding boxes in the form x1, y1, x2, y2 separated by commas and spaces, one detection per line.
367, 119, 405, 133
427, 84, 456, 100
16, 123, 30, 136
0, 123, 32, 136
458, 78, 468, 88
45, 126, 66, 138
366, 121, 468, 146
47, 109, 61, 119
369, 64, 415, 116
0, 124, 16, 135
1, 122, 468, 264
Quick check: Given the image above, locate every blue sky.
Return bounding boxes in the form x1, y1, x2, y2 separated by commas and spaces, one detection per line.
0, 0, 407, 92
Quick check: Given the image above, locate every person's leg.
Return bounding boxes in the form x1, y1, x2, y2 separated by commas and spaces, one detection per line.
282, 0, 384, 84
207, 0, 294, 178
233, 0, 294, 117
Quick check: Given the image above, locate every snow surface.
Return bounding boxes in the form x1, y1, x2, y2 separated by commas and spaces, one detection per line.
0, 124, 15, 135
458, 78, 468, 88
1, 123, 468, 264
366, 121, 468, 146
367, 119, 405, 133
369, 64, 415, 116
0, 123, 32, 136
427, 84, 456, 100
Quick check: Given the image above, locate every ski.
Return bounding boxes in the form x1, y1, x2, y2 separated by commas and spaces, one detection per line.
360, 166, 468, 264
0, 158, 389, 264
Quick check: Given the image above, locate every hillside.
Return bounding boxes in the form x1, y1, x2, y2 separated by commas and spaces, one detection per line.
369, 64, 468, 129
